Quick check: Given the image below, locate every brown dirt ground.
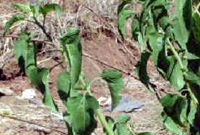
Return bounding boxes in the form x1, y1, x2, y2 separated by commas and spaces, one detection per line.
0, 0, 176, 135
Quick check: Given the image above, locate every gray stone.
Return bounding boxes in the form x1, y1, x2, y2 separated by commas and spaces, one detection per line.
103, 95, 144, 113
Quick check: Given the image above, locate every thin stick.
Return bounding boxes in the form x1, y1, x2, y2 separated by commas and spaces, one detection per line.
82, 52, 140, 80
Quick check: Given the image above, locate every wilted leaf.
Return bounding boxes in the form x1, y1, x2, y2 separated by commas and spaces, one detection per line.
39, 3, 62, 17
101, 69, 124, 109
66, 95, 99, 134
3, 14, 25, 35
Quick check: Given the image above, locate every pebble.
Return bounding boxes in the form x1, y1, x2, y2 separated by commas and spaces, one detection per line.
21, 89, 36, 100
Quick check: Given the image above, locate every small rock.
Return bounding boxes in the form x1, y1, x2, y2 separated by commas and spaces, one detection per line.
0, 87, 14, 96
103, 95, 144, 113
21, 89, 36, 100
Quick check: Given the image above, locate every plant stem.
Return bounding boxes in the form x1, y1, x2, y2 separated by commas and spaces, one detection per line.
167, 39, 184, 70
95, 109, 115, 135
186, 83, 198, 105
87, 78, 114, 135
33, 17, 53, 42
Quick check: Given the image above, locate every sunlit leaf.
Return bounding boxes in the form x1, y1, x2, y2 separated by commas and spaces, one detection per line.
101, 69, 124, 109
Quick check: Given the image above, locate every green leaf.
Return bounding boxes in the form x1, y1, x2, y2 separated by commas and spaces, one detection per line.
12, 2, 32, 14
14, 32, 32, 73
160, 94, 180, 111
184, 51, 200, 60
13, 32, 58, 113
137, 132, 156, 135
104, 116, 115, 134
57, 72, 71, 103
38, 68, 58, 113
60, 27, 82, 95
172, 0, 192, 48
131, 16, 140, 40
160, 94, 189, 127
168, 62, 185, 90
101, 69, 124, 109
39, 3, 62, 17
147, 31, 164, 66
3, 14, 25, 35
136, 51, 154, 91
192, 13, 200, 43
25, 42, 37, 75
187, 99, 197, 126
74, 72, 90, 91
185, 71, 200, 86
138, 33, 146, 52
162, 112, 184, 135
66, 95, 99, 134
115, 114, 132, 135
196, 132, 200, 135
116, 114, 130, 124
117, 8, 133, 39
